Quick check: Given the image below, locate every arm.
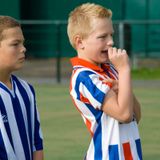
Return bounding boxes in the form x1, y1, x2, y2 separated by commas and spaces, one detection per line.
103, 79, 141, 123
102, 48, 134, 123
29, 85, 44, 159
33, 150, 44, 160
133, 94, 141, 123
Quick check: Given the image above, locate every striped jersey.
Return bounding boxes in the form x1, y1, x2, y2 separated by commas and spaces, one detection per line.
70, 57, 143, 160
0, 75, 43, 160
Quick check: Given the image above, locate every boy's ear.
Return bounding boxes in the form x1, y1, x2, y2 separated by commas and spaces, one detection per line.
74, 35, 84, 49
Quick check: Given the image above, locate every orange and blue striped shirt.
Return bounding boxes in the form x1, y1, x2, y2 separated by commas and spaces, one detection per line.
70, 57, 142, 160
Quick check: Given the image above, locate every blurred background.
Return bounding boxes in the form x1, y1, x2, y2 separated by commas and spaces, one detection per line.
1, 0, 160, 82
1, 0, 160, 160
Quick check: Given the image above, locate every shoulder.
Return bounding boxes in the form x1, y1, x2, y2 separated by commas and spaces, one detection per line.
70, 67, 100, 89
12, 75, 35, 93
72, 67, 97, 80
12, 75, 30, 86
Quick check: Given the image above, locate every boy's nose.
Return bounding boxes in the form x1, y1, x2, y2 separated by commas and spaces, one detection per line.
107, 38, 114, 47
21, 46, 26, 53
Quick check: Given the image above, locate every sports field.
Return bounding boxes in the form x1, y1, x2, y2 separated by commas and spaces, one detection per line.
34, 81, 160, 160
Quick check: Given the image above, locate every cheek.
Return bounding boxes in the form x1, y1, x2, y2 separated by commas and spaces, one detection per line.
7, 48, 18, 57
87, 40, 102, 49
85, 37, 98, 45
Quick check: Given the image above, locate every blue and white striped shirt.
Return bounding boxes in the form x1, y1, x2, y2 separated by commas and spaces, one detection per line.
0, 75, 43, 160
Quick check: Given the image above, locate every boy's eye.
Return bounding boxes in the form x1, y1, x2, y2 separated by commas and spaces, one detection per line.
98, 34, 113, 40
99, 35, 106, 39
101, 36, 106, 39
10, 41, 19, 46
12, 43, 19, 46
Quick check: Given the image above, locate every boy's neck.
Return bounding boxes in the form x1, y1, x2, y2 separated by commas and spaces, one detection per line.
0, 71, 12, 89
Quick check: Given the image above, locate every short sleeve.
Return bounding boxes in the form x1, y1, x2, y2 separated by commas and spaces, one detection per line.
77, 71, 112, 110
29, 85, 43, 151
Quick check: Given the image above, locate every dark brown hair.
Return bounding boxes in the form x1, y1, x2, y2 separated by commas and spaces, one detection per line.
0, 16, 21, 41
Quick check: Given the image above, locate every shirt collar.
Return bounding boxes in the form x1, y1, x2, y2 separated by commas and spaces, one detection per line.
70, 57, 105, 72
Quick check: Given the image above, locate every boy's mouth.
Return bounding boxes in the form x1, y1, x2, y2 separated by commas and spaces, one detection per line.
101, 50, 108, 54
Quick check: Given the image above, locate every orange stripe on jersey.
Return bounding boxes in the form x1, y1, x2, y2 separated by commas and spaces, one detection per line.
79, 93, 93, 136
123, 142, 133, 160
80, 92, 91, 104
71, 94, 93, 136
70, 68, 79, 92
85, 118, 93, 136
70, 57, 104, 72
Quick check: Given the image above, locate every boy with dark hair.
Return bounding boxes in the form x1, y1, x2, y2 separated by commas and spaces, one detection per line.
0, 15, 43, 160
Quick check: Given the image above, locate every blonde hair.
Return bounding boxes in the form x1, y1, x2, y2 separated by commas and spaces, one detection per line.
67, 3, 112, 49
0, 16, 20, 41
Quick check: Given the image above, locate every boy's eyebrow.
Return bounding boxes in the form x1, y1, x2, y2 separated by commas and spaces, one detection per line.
100, 29, 114, 35
12, 39, 25, 43
97, 31, 114, 37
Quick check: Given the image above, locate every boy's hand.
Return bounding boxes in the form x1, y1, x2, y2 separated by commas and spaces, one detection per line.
108, 47, 130, 72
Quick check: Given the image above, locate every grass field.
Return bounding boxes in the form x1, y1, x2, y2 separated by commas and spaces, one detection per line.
34, 82, 160, 160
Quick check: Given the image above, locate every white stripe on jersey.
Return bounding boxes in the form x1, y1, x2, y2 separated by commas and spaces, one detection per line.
74, 99, 98, 134
89, 74, 110, 94
0, 87, 26, 160
18, 79, 36, 152
101, 114, 120, 160
0, 111, 17, 160
79, 82, 102, 109
86, 139, 95, 160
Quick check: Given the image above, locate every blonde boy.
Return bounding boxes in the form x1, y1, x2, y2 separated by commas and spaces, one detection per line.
68, 3, 142, 160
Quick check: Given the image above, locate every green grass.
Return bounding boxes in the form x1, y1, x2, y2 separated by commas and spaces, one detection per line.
34, 82, 160, 160
132, 68, 160, 79
35, 84, 89, 160
135, 87, 160, 160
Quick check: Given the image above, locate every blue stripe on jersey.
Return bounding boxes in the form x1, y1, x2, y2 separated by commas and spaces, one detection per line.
76, 71, 105, 103
85, 103, 102, 123
30, 85, 43, 150
11, 95, 30, 159
0, 130, 8, 160
0, 92, 14, 151
34, 105, 43, 150
93, 121, 102, 160
13, 76, 33, 157
109, 145, 119, 160
135, 139, 143, 160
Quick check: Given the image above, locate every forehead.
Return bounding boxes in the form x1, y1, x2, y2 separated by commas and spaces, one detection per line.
2, 27, 24, 41
91, 18, 114, 34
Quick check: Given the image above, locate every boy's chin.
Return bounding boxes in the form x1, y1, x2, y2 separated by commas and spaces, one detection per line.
101, 58, 109, 64
100, 54, 108, 62
14, 65, 24, 71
